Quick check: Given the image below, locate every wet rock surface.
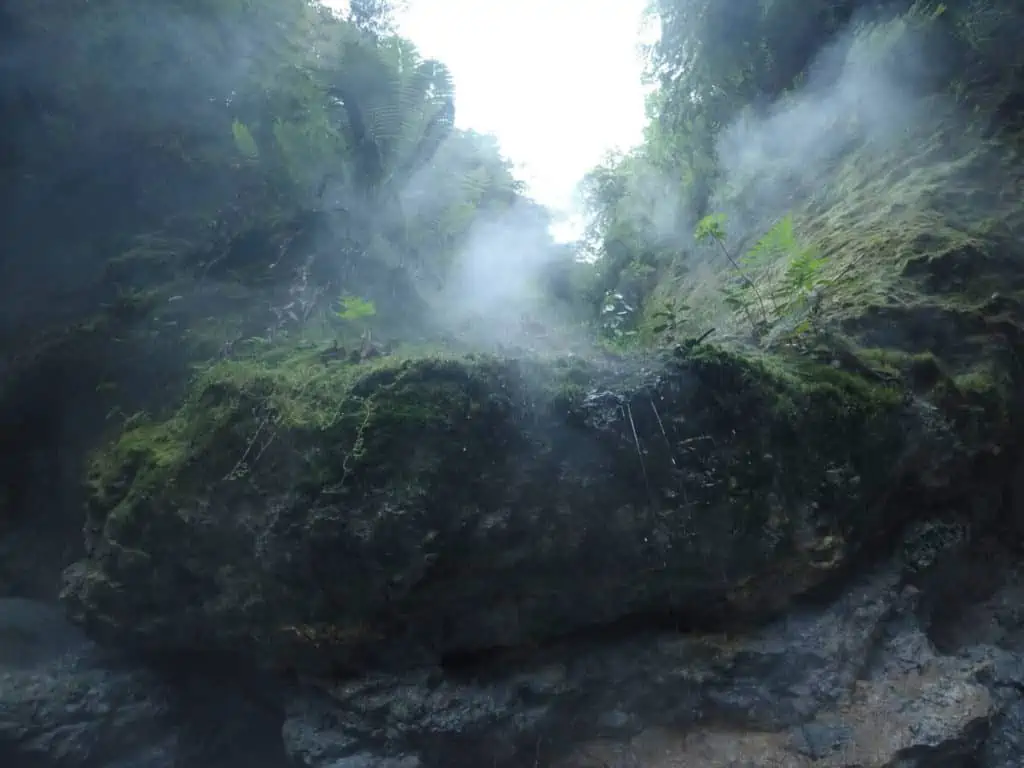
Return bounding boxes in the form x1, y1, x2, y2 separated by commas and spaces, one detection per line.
277, 538, 1024, 767
3, 347, 1020, 767
0, 599, 289, 768
21, 537, 1024, 768
61, 349, 961, 674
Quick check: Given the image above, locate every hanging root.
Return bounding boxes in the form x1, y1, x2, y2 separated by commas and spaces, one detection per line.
624, 402, 654, 507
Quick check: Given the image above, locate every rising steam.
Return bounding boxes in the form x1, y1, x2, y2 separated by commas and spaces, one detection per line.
713, 12, 953, 239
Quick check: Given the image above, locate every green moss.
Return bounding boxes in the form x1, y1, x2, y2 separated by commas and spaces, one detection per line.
953, 367, 1006, 396
663, 345, 905, 471
80, 338, 949, 547
86, 344, 601, 530
854, 348, 946, 389
72, 332, 961, 663
645, 344, 912, 571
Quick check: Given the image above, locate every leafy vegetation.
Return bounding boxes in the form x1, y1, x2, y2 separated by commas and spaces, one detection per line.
335, 295, 377, 322
0, 0, 576, 545
3, 0, 1024, 590
0, 0, 560, 431
691, 212, 831, 338
584, 0, 1024, 371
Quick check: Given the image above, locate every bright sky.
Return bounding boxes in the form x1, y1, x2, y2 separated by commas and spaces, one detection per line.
327, 1, 652, 241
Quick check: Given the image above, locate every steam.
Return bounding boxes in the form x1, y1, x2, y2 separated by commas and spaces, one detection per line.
712, 13, 955, 240
444, 203, 550, 323
428, 199, 585, 353
589, 11, 966, 265
557, 6, 998, 353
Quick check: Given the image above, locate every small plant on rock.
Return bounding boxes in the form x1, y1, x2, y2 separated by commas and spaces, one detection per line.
746, 214, 828, 318
696, 212, 830, 339
648, 302, 690, 338
695, 212, 770, 334
335, 293, 378, 352
335, 294, 377, 322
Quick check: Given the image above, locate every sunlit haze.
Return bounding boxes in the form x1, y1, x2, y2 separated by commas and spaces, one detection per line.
328, 0, 651, 240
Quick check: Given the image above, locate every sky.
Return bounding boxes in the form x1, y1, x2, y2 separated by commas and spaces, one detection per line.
328, 0, 652, 241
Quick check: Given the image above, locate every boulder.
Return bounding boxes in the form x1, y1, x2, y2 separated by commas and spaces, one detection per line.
62, 343, 961, 673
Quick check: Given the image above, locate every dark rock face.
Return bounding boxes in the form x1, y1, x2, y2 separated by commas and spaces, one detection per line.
280, 566, 908, 767
277, 542, 1024, 768
0, 387, 93, 601
0, 598, 290, 768
10, 538, 1024, 767
60, 347, 963, 674
0, 598, 176, 767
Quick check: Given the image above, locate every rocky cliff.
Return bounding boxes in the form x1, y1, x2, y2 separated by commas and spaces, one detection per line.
35, 284, 1023, 767
2, 329, 1023, 765
5, 6, 1024, 766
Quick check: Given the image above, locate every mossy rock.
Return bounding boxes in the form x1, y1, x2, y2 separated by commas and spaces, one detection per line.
62, 342, 963, 672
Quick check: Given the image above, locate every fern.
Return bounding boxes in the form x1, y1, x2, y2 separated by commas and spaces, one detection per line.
783, 249, 829, 295
648, 304, 690, 335
748, 216, 829, 314
694, 212, 831, 334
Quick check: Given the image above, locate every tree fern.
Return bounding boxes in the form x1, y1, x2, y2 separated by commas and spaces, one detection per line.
390, 59, 456, 186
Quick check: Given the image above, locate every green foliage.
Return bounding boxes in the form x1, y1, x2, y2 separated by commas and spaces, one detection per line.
778, 248, 829, 312
694, 212, 727, 245
690, 212, 830, 337
747, 215, 829, 316
694, 213, 770, 332
647, 301, 691, 337
744, 215, 798, 267
336, 295, 377, 321
581, 0, 1024, 345
231, 120, 259, 160
1, 0, 543, 362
